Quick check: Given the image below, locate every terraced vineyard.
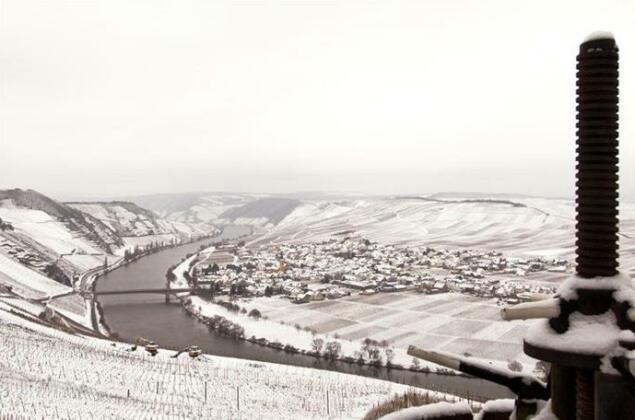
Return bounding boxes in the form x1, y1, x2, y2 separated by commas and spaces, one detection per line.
0, 305, 433, 419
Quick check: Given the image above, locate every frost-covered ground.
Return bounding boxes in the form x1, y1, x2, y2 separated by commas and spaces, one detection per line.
0, 304, 438, 420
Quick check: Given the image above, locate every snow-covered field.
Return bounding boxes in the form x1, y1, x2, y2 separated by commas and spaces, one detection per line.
0, 246, 95, 329
62, 253, 108, 271
0, 206, 105, 257
0, 252, 68, 299
0, 304, 433, 420
188, 292, 536, 374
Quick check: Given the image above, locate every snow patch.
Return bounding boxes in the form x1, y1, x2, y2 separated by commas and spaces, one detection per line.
525, 312, 622, 356
380, 401, 472, 419
583, 30, 615, 42
557, 272, 633, 301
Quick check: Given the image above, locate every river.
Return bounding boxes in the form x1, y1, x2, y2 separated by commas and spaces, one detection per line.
96, 225, 513, 400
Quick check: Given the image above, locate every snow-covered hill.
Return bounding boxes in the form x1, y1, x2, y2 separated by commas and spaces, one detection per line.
66, 201, 171, 236
120, 191, 635, 273
1, 189, 123, 254
250, 196, 635, 274
124, 192, 261, 227
218, 197, 302, 228
0, 189, 219, 295
0, 189, 126, 280
66, 201, 213, 246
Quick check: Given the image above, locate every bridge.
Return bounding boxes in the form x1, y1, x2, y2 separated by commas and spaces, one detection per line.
93, 288, 195, 296
91, 287, 197, 303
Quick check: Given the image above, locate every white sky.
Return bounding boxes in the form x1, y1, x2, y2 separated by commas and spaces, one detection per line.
1, 0, 634, 200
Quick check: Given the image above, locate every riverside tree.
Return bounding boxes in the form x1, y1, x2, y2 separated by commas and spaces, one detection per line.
311, 337, 324, 354
324, 341, 341, 360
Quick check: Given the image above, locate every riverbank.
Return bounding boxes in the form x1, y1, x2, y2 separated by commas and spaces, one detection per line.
183, 295, 464, 373
180, 293, 460, 375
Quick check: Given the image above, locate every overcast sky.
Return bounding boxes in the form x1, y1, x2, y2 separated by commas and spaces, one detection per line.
1, 0, 634, 200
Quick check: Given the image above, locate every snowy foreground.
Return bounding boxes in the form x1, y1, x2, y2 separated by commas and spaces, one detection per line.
0, 305, 444, 420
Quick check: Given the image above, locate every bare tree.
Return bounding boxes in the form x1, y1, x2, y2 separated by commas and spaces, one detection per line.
324, 341, 341, 360
311, 337, 324, 354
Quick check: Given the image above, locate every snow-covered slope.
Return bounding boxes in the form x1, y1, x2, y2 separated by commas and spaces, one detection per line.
218, 197, 302, 228
0, 252, 68, 299
0, 189, 124, 281
67, 201, 165, 235
0, 189, 218, 292
66, 201, 211, 240
0, 305, 423, 420
252, 196, 635, 274
0, 189, 123, 254
0, 189, 223, 333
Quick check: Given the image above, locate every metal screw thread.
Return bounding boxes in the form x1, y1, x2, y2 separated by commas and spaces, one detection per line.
575, 37, 619, 278
575, 369, 595, 420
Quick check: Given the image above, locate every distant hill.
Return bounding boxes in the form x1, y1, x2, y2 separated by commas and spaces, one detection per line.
66, 201, 186, 237
398, 195, 528, 208
219, 198, 302, 226
121, 192, 261, 226
119, 192, 212, 217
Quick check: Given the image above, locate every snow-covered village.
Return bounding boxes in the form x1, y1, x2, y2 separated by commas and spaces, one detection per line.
188, 237, 564, 305
2, 1, 635, 419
